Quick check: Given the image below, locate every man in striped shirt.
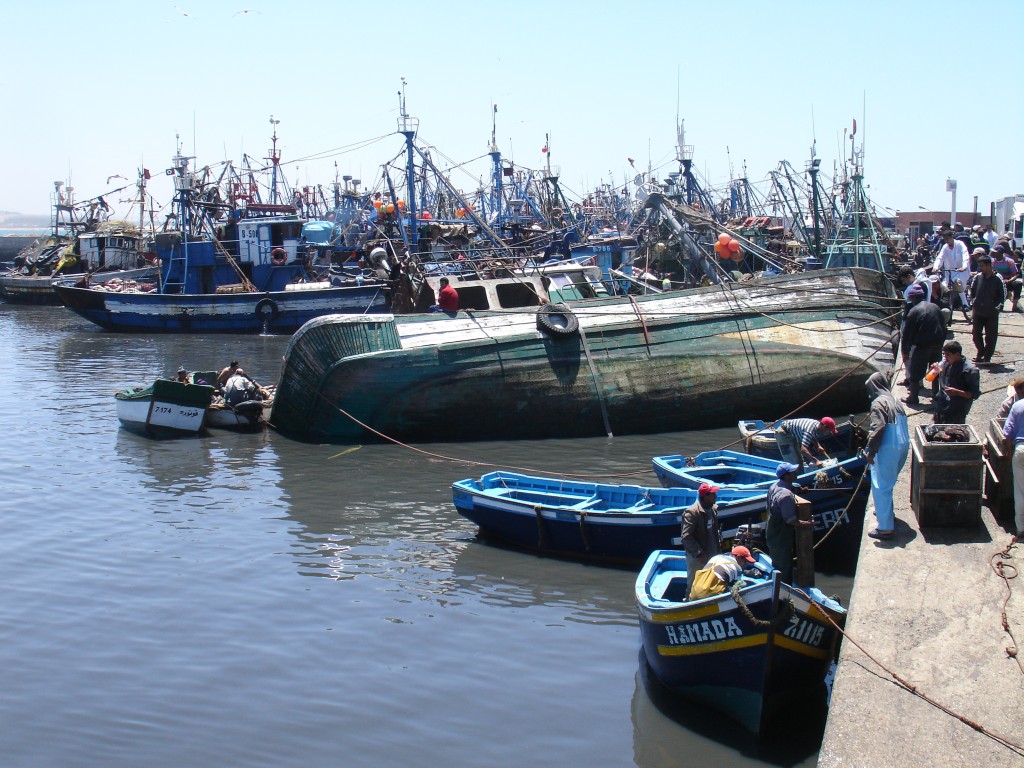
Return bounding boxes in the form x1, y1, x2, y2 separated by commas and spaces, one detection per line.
774, 417, 838, 472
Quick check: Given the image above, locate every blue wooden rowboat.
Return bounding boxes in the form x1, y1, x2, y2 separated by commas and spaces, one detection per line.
738, 418, 865, 461
636, 549, 845, 735
451, 471, 769, 566
651, 450, 868, 537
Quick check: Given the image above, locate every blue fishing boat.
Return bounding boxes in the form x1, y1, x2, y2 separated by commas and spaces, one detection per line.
452, 471, 769, 566
651, 449, 867, 536
54, 149, 389, 333
636, 549, 845, 735
738, 418, 864, 460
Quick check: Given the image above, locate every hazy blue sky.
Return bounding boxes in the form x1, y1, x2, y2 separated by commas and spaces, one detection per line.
3, 0, 1020, 221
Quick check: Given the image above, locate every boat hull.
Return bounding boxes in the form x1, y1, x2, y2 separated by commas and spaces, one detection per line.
271, 268, 899, 442
452, 471, 768, 566
636, 550, 845, 735
115, 380, 215, 437
204, 400, 270, 430
54, 283, 389, 334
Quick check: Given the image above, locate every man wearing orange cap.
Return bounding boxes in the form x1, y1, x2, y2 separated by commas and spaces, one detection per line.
680, 482, 722, 583
774, 416, 839, 472
688, 546, 760, 601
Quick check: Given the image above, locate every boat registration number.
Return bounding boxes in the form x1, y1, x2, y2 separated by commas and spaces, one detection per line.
781, 614, 825, 647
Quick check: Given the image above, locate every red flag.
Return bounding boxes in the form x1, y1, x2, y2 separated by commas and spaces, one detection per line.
852, 119, 857, 136
541, 145, 548, 154
143, 168, 151, 180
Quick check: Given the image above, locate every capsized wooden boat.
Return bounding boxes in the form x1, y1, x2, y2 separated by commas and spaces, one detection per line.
270, 267, 899, 443
115, 379, 215, 437
636, 549, 845, 735
651, 450, 867, 536
452, 470, 769, 566
738, 418, 865, 460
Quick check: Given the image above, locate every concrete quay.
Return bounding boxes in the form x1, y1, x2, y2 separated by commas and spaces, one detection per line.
819, 310, 1024, 767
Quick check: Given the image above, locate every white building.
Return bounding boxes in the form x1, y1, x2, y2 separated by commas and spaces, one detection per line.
994, 194, 1024, 239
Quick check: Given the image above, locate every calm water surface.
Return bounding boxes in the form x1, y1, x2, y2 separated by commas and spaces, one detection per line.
0, 305, 852, 767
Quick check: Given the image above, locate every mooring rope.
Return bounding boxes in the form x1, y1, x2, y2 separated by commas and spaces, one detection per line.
813, 597, 1024, 756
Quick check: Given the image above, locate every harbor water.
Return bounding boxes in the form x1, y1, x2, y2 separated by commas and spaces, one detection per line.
0, 305, 853, 767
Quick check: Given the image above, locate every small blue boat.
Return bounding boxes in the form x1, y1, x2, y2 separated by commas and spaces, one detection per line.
651, 450, 868, 536
636, 549, 845, 735
452, 471, 768, 566
738, 418, 864, 460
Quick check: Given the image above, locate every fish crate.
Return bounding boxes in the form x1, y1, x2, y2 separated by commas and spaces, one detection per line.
910, 424, 983, 527
984, 418, 1014, 521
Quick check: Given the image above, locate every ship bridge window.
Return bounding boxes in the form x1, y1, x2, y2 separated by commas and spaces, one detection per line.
496, 282, 542, 309
454, 285, 489, 310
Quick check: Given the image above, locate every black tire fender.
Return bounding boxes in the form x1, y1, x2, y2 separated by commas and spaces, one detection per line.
255, 297, 279, 323
536, 303, 579, 336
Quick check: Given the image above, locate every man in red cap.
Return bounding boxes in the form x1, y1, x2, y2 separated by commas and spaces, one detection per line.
774, 416, 838, 472
680, 482, 722, 582
688, 545, 761, 600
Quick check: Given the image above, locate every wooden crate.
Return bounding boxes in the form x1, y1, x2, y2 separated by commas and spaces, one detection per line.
910, 424, 983, 527
984, 418, 1014, 521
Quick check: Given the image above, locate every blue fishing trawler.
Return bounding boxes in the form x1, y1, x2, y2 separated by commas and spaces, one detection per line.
54, 149, 388, 333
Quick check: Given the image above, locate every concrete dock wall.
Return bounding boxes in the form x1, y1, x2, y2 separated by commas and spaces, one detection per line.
819, 312, 1024, 766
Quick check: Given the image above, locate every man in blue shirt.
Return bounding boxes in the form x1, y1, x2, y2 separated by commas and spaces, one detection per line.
1001, 377, 1024, 539
765, 463, 814, 584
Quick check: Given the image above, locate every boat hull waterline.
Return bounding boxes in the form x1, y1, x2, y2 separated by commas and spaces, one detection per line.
271, 267, 899, 442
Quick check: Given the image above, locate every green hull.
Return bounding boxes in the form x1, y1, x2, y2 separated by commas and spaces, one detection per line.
270, 268, 899, 443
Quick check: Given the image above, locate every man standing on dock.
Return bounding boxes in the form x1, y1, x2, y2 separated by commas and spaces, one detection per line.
968, 252, 1005, 363
901, 284, 946, 406
864, 372, 910, 540
1001, 377, 1024, 539
765, 463, 813, 584
932, 340, 981, 424
680, 483, 722, 583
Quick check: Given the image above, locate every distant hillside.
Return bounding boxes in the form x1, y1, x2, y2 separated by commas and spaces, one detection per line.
0, 211, 50, 230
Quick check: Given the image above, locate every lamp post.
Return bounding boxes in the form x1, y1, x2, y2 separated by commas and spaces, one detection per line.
946, 178, 957, 226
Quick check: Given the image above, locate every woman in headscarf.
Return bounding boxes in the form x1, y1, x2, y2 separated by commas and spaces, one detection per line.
864, 372, 910, 540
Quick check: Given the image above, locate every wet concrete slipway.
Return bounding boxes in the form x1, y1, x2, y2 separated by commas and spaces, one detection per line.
820, 310, 1024, 767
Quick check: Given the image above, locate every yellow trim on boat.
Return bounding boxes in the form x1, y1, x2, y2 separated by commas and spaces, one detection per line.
774, 634, 832, 659
657, 633, 766, 656
644, 602, 722, 623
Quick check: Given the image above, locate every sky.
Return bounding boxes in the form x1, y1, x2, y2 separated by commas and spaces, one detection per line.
2, 0, 1021, 223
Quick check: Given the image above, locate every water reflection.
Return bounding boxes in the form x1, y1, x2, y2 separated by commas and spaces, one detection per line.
449, 537, 637, 626
631, 649, 824, 767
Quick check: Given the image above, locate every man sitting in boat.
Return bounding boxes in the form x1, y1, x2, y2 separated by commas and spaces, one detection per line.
216, 361, 240, 392
430, 277, 459, 314
175, 367, 190, 384
224, 369, 261, 406
773, 417, 837, 472
688, 546, 760, 601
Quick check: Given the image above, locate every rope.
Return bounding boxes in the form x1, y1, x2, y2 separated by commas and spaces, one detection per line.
730, 580, 794, 628
813, 469, 869, 550
715, 328, 899, 452
813, 601, 1024, 756
990, 537, 1022, 674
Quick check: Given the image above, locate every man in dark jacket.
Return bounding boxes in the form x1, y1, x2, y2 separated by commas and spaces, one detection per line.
969, 252, 1006, 362
680, 483, 722, 582
933, 340, 981, 424
901, 284, 947, 405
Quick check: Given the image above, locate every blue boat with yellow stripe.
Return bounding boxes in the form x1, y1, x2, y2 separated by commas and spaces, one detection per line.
636, 549, 845, 735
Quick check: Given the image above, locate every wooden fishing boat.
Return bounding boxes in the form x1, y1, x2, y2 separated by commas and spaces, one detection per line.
651, 450, 867, 535
636, 549, 845, 735
738, 418, 865, 460
451, 470, 770, 566
115, 379, 215, 437
271, 267, 899, 443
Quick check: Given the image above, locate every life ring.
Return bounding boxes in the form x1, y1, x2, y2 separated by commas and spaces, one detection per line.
271, 247, 287, 266
536, 303, 579, 337
255, 297, 279, 323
